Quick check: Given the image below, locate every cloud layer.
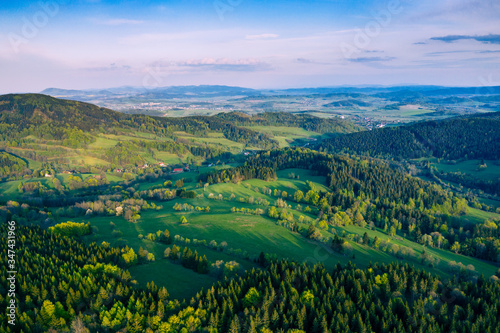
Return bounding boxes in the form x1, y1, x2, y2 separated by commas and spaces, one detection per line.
178, 58, 271, 72
430, 34, 500, 44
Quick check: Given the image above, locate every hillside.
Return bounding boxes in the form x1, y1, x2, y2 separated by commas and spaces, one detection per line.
0, 94, 273, 147
318, 112, 500, 160
0, 93, 122, 133
199, 148, 500, 262
0, 94, 361, 175
2, 147, 499, 331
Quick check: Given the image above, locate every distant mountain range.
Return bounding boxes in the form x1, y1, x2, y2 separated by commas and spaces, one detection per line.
40, 84, 500, 101
40, 85, 262, 101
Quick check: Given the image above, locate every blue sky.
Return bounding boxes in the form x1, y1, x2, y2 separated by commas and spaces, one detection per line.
0, 0, 499, 92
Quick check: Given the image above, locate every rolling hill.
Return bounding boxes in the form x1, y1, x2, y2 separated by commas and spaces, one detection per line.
0, 94, 278, 148
0, 94, 360, 171
1, 93, 499, 333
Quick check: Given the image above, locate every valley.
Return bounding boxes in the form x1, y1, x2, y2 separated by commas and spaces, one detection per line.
0, 92, 499, 332
3, 0, 500, 331
41, 85, 500, 129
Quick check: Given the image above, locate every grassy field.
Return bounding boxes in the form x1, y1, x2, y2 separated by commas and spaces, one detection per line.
416, 159, 500, 210
174, 131, 251, 152
68, 155, 110, 166
433, 159, 500, 181
398, 105, 435, 117
128, 261, 218, 300
79, 200, 409, 299
11, 153, 43, 170
477, 197, 500, 210
463, 207, 500, 224
86, 133, 161, 152
70, 168, 499, 300
87, 136, 121, 149
0, 177, 56, 201
335, 225, 498, 277
243, 126, 320, 148
150, 151, 191, 165
99, 132, 162, 141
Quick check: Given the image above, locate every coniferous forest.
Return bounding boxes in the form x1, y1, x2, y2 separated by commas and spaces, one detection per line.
318, 113, 500, 160
1, 224, 500, 333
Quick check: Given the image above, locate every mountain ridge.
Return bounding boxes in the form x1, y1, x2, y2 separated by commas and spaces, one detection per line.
318, 111, 500, 160
40, 84, 500, 98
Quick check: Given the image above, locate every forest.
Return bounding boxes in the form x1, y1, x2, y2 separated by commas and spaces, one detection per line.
318, 113, 500, 160
215, 112, 362, 134
1, 224, 499, 332
0, 152, 28, 176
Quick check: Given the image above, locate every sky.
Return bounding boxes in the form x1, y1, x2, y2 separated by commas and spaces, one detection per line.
0, 0, 499, 92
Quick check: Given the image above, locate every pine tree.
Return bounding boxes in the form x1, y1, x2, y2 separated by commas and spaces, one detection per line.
40, 300, 56, 327
363, 232, 370, 245
228, 315, 241, 333
307, 224, 316, 239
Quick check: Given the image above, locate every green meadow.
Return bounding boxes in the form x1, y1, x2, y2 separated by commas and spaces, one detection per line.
70, 168, 499, 300
433, 159, 500, 181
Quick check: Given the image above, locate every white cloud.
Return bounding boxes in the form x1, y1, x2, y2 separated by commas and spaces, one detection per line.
180, 58, 259, 66
176, 58, 271, 71
81, 63, 132, 72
